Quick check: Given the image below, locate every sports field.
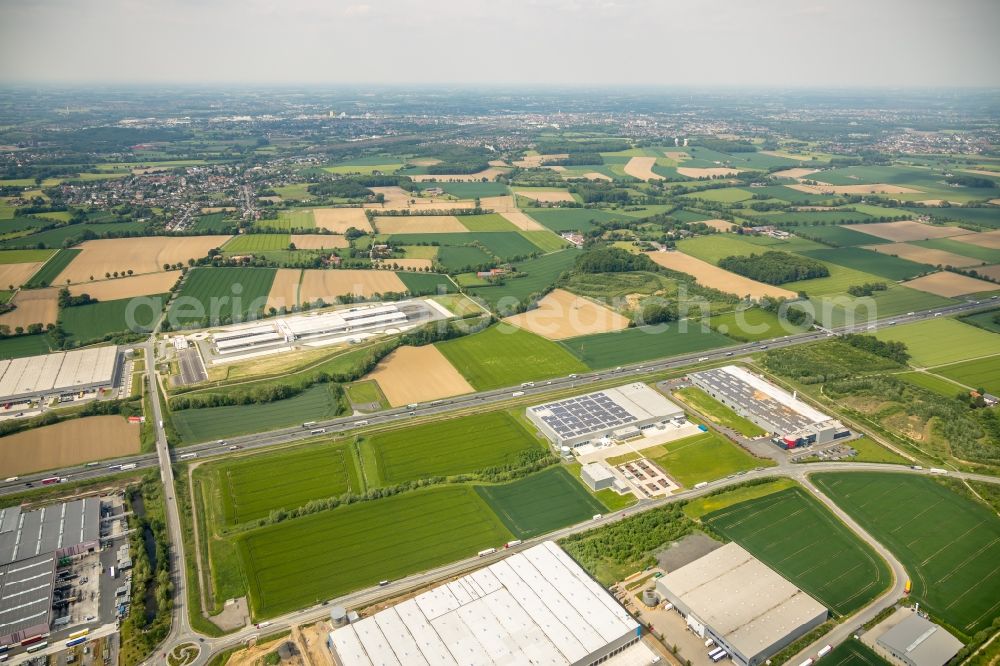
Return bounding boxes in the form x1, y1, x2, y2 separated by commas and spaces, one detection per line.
814, 472, 1000, 636
219, 443, 360, 525
237, 485, 511, 617
474, 467, 607, 539
645, 430, 766, 486
168, 267, 276, 326
932, 355, 1000, 393
874, 317, 1000, 366
436, 325, 587, 389
702, 485, 890, 616
223, 234, 291, 252
362, 411, 541, 485
561, 323, 735, 369
673, 387, 766, 437
172, 383, 343, 442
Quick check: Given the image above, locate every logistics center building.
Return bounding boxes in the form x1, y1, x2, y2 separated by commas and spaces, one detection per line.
688, 365, 850, 448
0, 346, 121, 405
328, 541, 646, 666
527, 383, 685, 448
655, 543, 828, 666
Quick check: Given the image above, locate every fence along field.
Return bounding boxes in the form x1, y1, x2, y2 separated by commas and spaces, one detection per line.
813, 472, 1000, 636
219, 443, 360, 525
363, 410, 542, 485
236, 485, 512, 617
702, 485, 890, 616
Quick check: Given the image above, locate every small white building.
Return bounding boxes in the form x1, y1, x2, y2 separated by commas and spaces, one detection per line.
581, 463, 615, 491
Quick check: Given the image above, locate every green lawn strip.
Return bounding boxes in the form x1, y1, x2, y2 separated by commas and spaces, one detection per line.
457, 214, 517, 232
395, 271, 458, 295
0, 334, 51, 358
343, 380, 389, 409
23, 248, 82, 287
822, 639, 889, 666
645, 430, 770, 487
897, 370, 971, 396
0, 249, 56, 265
565, 462, 637, 512
673, 386, 766, 436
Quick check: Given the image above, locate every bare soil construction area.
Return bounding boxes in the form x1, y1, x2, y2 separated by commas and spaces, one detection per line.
55, 236, 231, 284
289, 234, 349, 249
0, 415, 140, 475
299, 269, 406, 302
903, 271, 999, 297
676, 167, 742, 178
648, 251, 796, 299
503, 288, 630, 340
864, 243, 980, 268
266, 268, 302, 310
374, 215, 468, 234
513, 190, 576, 203
0, 261, 45, 289
311, 208, 372, 233
409, 167, 509, 182
368, 345, 473, 406
848, 220, 972, 242
0, 287, 59, 328
69, 271, 179, 300
787, 183, 921, 195
623, 156, 663, 181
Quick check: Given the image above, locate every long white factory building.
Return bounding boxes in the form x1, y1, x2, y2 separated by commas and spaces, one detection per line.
0, 346, 120, 403
328, 542, 646, 666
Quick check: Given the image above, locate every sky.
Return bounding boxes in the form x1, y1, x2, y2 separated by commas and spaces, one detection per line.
1, 0, 998, 87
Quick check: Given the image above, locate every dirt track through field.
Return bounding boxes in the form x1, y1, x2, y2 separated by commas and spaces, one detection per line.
623, 156, 663, 181
69, 271, 180, 300
299, 269, 406, 303
848, 220, 972, 242
903, 271, 998, 297
864, 243, 981, 268
311, 208, 372, 233
513, 190, 576, 203
266, 268, 302, 310
503, 288, 630, 340
368, 345, 473, 406
677, 167, 742, 178
374, 215, 468, 234
55, 236, 231, 284
648, 251, 796, 299
0, 261, 45, 289
0, 287, 59, 328
289, 234, 349, 249
0, 415, 140, 475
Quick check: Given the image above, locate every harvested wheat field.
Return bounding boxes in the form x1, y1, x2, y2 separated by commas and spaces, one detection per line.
677, 167, 742, 178
514, 190, 576, 203
375, 258, 433, 271
863, 243, 980, 268
579, 172, 613, 182
368, 345, 473, 406
787, 183, 920, 195
649, 251, 796, 300
664, 151, 690, 160
623, 156, 663, 181
374, 215, 468, 234
55, 236, 231, 284
70, 271, 180, 300
311, 208, 372, 233
770, 167, 820, 179
904, 271, 998, 297
503, 289, 630, 340
410, 167, 509, 182
299, 269, 406, 303
960, 230, 1000, 250
480, 195, 516, 213
289, 234, 348, 250
0, 415, 140, 476
513, 154, 568, 168
409, 158, 442, 167
0, 261, 46, 289
266, 268, 301, 311
0, 287, 59, 329
365, 186, 478, 212
849, 220, 971, 242
499, 210, 546, 231
701, 219, 736, 232
975, 265, 1000, 280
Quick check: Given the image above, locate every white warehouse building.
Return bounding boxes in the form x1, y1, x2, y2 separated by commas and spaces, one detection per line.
0, 346, 121, 404
527, 383, 685, 448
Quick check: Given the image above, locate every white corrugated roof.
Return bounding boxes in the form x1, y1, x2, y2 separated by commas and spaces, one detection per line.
351, 616, 400, 666
372, 608, 430, 666
395, 600, 456, 665
329, 627, 373, 666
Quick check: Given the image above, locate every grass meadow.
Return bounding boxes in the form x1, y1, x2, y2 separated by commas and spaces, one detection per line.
61, 294, 167, 344
167, 266, 276, 326
646, 430, 768, 486
673, 387, 766, 437
223, 234, 291, 252
23, 248, 81, 287
932, 355, 1000, 393
560, 323, 734, 369
873, 317, 1000, 366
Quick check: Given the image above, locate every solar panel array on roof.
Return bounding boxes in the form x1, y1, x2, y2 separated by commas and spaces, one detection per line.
532, 391, 638, 440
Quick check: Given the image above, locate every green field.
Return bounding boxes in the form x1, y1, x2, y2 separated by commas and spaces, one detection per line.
457, 214, 517, 232
219, 443, 360, 525
395, 271, 457, 295
673, 387, 766, 437
437, 325, 587, 389
470, 232, 542, 260
223, 234, 291, 252
896, 371, 968, 397
708, 307, 805, 342
932, 355, 1000, 393
0, 222, 146, 249
790, 224, 893, 247
799, 247, 931, 280
518, 230, 569, 253
0, 249, 55, 265
193, 213, 234, 232
419, 181, 509, 198
561, 323, 734, 369
874, 317, 1000, 366
271, 209, 316, 230
475, 467, 607, 539
814, 473, 1000, 636
469, 249, 579, 309
273, 183, 315, 201
523, 208, 635, 233
681, 187, 753, 203
810, 286, 956, 329
23, 248, 81, 288
61, 294, 167, 344
959, 308, 1000, 333
237, 485, 511, 617
343, 380, 388, 409
167, 267, 276, 327
913, 206, 1000, 230
363, 411, 541, 485
646, 430, 767, 486
784, 261, 886, 297
437, 245, 493, 271
676, 235, 776, 265
821, 640, 888, 666
0, 334, 51, 359
702, 486, 890, 616
172, 383, 343, 442
910, 237, 1000, 264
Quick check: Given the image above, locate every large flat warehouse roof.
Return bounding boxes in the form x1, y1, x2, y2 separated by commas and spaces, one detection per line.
329, 541, 639, 665
0, 346, 119, 401
657, 543, 826, 660
0, 498, 101, 566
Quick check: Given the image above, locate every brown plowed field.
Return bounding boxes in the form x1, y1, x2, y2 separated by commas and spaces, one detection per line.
266, 268, 302, 310
503, 288, 630, 340
623, 156, 663, 181
864, 243, 980, 267
298, 269, 406, 302
311, 208, 372, 233
0, 261, 45, 290
289, 234, 349, 250
374, 215, 468, 234
648, 251, 796, 299
847, 220, 972, 242
0, 416, 140, 476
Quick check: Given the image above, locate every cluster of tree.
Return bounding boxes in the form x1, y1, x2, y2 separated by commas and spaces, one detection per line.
575, 246, 656, 273
847, 282, 888, 297
841, 333, 910, 364
570, 183, 631, 204
946, 174, 996, 188
475, 448, 558, 483
57, 287, 96, 308
536, 139, 629, 154
758, 297, 811, 327
692, 137, 756, 153
718, 251, 829, 285
638, 302, 677, 325
761, 339, 903, 384
307, 179, 375, 199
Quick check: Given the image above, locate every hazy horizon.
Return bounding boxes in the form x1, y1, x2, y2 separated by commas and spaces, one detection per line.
1, 0, 999, 88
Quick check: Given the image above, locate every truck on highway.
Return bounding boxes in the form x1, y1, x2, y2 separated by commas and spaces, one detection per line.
817, 645, 832, 658
302, 421, 317, 428
505, 540, 522, 549
120, 463, 137, 471
512, 391, 525, 397
310, 428, 326, 435
478, 548, 497, 557
179, 453, 197, 460
694, 481, 709, 489
930, 468, 948, 475
41, 477, 60, 485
